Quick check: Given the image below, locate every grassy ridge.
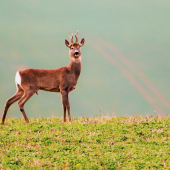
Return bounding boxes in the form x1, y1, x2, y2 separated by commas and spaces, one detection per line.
1, 1, 170, 117
0, 116, 170, 169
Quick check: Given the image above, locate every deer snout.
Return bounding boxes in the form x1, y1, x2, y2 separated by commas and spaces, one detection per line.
74, 51, 79, 56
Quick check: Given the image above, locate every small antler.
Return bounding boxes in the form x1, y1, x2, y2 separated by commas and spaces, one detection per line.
69, 31, 73, 43
75, 30, 79, 43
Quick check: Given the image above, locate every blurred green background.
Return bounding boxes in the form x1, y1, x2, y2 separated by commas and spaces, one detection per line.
0, 0, 170, 118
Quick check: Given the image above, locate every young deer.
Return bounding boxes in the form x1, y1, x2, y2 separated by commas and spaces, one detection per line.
1, 31, 85, 124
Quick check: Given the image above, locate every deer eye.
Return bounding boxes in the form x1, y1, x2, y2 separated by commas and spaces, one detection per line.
71, 47, 74, 50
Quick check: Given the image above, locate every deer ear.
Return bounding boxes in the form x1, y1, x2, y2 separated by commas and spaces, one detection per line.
65, 39, 71, 47
79, 38, 85, 47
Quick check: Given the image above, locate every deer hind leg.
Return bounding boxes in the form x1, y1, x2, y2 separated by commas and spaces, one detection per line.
18, 90, 35, 123
61, 90, 71, 122
1, 85, 24, 125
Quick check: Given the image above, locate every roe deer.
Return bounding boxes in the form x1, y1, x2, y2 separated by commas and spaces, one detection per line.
1, 31, 85, 124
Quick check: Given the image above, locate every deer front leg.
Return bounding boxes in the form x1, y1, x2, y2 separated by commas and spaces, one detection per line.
61, 98, 66, 122
61, 90, 71, 122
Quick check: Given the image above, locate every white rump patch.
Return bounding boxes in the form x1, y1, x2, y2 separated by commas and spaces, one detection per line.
15, 71, 21, 86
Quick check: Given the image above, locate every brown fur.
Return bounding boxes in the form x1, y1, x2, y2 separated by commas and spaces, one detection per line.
1, 32, 85, 124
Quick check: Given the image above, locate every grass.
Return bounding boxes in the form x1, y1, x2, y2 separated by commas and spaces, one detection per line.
1, 1, 170, 117
0, 116, 170, 169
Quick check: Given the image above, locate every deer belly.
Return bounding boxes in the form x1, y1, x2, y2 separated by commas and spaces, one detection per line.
40, 86, 60, 92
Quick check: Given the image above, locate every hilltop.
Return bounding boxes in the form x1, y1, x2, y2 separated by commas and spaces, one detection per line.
0, 116, 170, 169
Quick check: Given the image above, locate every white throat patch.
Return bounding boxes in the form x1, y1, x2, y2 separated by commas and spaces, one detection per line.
71, 56, 82, 63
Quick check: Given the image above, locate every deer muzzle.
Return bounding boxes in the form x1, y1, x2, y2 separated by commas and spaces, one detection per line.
74, 51, 79, 57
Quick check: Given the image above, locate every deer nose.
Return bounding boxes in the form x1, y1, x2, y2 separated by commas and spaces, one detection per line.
74, 51, 79, 56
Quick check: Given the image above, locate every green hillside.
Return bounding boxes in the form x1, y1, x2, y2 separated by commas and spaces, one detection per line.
0, 1, 170, 118
1, 117, 170, 169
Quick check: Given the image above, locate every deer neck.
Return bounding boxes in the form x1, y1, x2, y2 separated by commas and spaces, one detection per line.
67, 56, 81, 79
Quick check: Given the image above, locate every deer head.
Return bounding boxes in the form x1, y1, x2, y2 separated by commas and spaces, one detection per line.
65, 30, 85, 61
